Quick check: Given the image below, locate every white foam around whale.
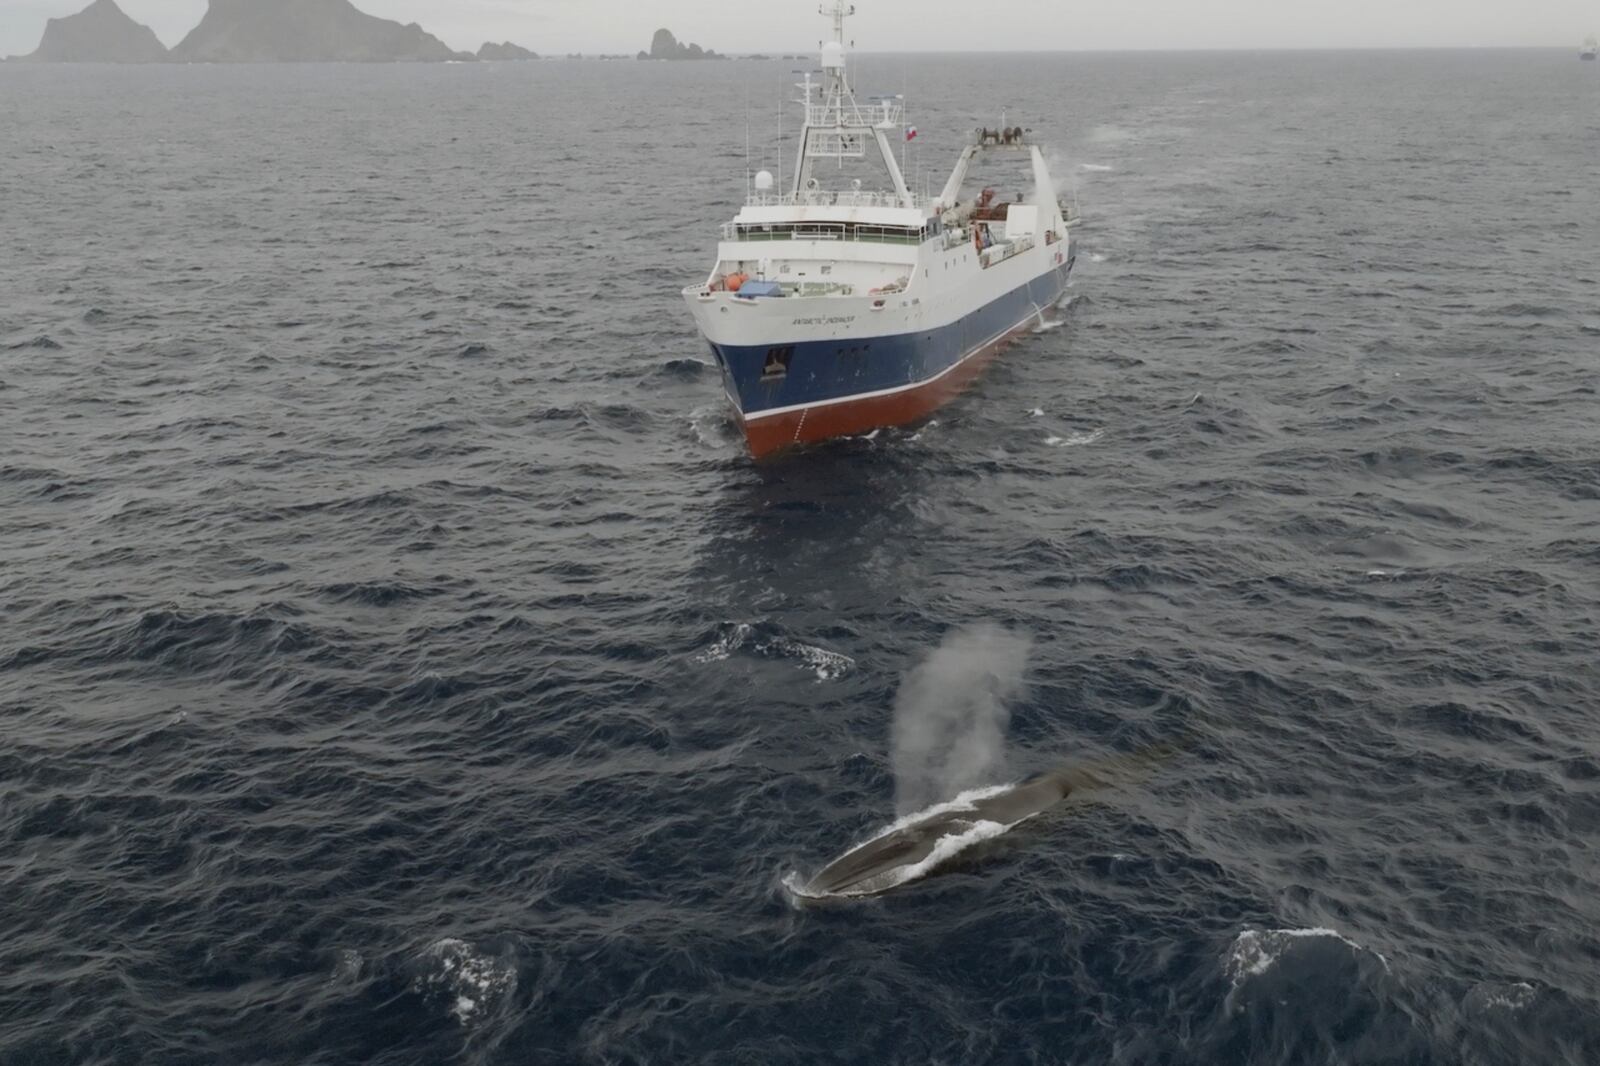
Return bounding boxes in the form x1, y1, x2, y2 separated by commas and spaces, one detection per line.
411, 938, 516, 1026
785, 783, 1026, 902
694, 623, 854, 680
778, 641, 855, 681
693, 623, 755, 663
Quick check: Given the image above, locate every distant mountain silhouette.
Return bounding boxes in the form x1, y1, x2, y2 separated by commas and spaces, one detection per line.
478, 41, 538, 61
639, 29, 722, 60
171, 0, 475, 63
13, 0, 169, 63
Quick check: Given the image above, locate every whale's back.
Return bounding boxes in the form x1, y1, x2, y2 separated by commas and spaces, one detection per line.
802, 774, 1075, 897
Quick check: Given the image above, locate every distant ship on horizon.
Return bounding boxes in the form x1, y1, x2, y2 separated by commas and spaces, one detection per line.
1583, 34, 1598, 60
681, 1, 1079, 458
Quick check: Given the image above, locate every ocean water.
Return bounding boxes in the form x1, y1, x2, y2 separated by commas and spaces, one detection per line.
3, 49, 1599, 1065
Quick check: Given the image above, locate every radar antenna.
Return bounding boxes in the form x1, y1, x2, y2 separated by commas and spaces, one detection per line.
822, 2, 856, 46
787, 3, 915, 209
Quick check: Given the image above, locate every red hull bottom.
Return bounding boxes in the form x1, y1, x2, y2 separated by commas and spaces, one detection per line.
739, 318, 1036, 459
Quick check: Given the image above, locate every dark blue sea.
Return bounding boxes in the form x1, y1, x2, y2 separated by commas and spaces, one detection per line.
3, 49, 1600, 1065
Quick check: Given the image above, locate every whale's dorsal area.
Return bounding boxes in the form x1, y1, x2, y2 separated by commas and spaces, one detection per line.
802, 772, 1074, 898
799, 749, 1169, 900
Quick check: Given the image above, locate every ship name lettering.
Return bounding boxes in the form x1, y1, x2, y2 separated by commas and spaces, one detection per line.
791, 315, 858, 326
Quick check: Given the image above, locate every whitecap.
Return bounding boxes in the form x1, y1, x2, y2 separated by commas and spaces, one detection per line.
1224, 927, 1388, 990
330, 948, 364, 984
411, 938, 516, 1026
1089, 253, 1108, 264
1028, 408, 1044, 417
1046, 429, 1104, 448
1466, 981, 1536, 1011
1078, 163, 1115, 171
688, 404, 738, 448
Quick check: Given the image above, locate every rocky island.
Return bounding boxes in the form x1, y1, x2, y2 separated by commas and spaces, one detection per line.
477, 41, 538, 61
637, 29, 723, 60
170, 0, 475, 62
10, 0, 547, 65
11, 0, 168, 63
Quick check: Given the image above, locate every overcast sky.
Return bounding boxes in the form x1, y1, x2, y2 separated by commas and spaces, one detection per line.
3, 0, 1596, 58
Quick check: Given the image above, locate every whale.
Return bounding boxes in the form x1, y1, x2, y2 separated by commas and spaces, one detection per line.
798, 748, 1173, 900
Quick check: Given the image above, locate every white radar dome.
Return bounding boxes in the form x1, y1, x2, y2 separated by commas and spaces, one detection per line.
821, 41, 845, 69
754, 170, 775, 192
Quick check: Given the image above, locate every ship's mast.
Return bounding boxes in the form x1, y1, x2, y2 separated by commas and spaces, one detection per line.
824, 0, 854, 98
827, 1, 852, 43
788, 2, 914, 209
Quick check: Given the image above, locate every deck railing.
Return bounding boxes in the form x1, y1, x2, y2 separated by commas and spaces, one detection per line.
743, 189, 925, 210
721, 221, 926, 246
803, 99, 903, 129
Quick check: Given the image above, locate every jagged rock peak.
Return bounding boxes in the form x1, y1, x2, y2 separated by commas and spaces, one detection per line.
171, 0, 475, 63
478, 41, 538, 61
641, 28, 720, 60
18, 0, 170, 63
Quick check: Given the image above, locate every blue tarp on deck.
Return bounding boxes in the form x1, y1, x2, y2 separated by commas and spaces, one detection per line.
735, 280, 785, 298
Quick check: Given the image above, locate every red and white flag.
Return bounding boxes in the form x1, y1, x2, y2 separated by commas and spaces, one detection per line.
905, 127, 918, 142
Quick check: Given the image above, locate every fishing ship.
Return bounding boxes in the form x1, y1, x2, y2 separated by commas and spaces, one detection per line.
1583, 35, 1598, 60
682, 1, 1079, 457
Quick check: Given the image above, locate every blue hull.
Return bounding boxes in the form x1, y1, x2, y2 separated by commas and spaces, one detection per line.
708, 258, 1073, 418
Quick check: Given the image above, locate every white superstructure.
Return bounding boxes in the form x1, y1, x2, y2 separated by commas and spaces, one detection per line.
680, 2, 1081, 456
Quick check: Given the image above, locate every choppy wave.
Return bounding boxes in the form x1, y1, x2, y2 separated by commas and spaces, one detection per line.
3, 49, 1597, 1066
1464, 982, 1538, 1012
1045, 428, 1105, 447
1224, 927, 1390, 991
